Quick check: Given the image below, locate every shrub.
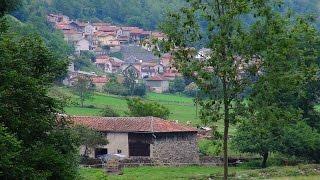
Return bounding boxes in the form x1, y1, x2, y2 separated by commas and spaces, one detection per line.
104, 81, 129, 96
133, 83, 147, 97
100, 106, 120, 117
169, 77, 186, 93
183, 82, 199, 97
126, 98, 170, 119
198, 139, 222, 156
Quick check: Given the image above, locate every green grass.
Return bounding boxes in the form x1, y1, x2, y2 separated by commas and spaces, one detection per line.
54, 86, 200, 123
51, 86, 237, 133
77, 164, 320, 180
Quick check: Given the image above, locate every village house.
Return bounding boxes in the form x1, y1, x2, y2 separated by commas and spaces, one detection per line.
95, 32, 117, 46
151, 32, 166, 41
95, 55, 124, 73
63, 30, 83, 45
72, 116, 199, 165
146, 75, 169, 93
91, 76, 110, 91
75, 38, 90, 54
95, 55, 113, 73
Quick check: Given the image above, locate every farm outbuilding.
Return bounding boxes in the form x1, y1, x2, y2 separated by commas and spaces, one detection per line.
72, 116, 199, 164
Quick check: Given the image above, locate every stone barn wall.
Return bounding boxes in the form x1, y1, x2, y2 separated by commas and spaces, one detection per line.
150, 132, 199, 165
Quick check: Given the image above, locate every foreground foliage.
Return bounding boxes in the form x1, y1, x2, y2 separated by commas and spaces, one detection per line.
0, 4, 81, 177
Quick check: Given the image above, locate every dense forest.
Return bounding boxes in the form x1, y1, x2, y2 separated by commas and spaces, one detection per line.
11, 0, 320, 30
12, 0, 185, 30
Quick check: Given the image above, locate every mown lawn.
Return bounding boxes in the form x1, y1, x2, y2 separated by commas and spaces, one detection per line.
77, 164, 320, 180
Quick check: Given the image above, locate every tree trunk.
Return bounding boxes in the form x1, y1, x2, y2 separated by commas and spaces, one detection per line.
81, 98, 84, 108
261, 151, 269, 168
223, 78, 229, 180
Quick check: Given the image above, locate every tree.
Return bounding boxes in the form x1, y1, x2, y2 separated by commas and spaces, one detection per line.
0, 124, 22, 178
72, 76, 94, 107
0, 32, 80, 178
123, 65, 139, 96
126, 98, 170, 119
0, 0, 21, 16
183, 82, 199, 97
169, 77, 186, 93
74, 125, 108, 158
133, 83, 147, 97
100, 106, 120, 117
159, 1, 268, 178
233, 8, 320, 168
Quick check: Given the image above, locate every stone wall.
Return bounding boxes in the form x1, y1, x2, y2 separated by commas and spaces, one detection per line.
151, 132, 200, 165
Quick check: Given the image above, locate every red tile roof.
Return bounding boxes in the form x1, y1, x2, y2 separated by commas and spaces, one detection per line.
95, 55, 110, 64
71, 116, 197, 133
91, 76, 109, 83
130, 28, 144, 35
146, 75, 168, 81
163, 72, 176, 77
98, 26, 119, 32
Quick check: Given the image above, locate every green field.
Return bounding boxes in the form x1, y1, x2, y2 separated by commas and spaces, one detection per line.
78, 164, 320, 180
52, 86, 200, 124
49, 86, 235, 133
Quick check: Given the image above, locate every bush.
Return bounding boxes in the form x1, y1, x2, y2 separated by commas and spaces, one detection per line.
100, 106, 120, 117
198, 139, 222, 156
104, 80, 146, 97
281, 121, 320, 162
183, 82, 199, 97
133, 83, 147, 97
104, 81, 129, 96
126, 98, 170, 119
169, 77, 186, 93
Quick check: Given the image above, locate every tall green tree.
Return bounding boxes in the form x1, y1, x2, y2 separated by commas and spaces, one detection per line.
123, 65, 139, 96
233, 14, 320, 168
158, 1, 272, 178
72, 76, 94, 107
0, 32, 80, 178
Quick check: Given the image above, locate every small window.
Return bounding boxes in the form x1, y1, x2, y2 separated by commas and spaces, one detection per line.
117, 149, 122, 154
95, 148, 108, 158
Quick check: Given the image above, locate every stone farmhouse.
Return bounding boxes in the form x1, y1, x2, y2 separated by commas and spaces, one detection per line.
146, 75, 170, 93
72, 116, 200, 165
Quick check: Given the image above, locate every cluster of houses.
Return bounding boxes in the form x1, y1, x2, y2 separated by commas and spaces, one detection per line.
47, 13, 165, 55
49, 13, 180, 93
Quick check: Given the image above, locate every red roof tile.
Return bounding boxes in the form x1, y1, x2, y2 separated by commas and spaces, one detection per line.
71, 116, 197, 133
91, 76, 109, 83
98, 26, 119, 32
146, 75, 168, 81
163, 72, 176, 77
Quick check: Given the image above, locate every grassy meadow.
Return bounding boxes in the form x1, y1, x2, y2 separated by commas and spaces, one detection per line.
78, 164, 320, 180
51, 86, 237, 133
52, 86, 200, 124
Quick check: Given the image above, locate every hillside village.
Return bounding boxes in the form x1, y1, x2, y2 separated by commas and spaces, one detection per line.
47, 13, 180, 93
2, 1, 320, 179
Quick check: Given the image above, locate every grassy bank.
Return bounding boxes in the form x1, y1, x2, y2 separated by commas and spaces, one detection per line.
78, 164, 320, 180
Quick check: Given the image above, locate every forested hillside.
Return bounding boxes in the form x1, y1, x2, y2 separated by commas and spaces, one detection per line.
8, 0, 320, 56
13, 0, 185, 30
